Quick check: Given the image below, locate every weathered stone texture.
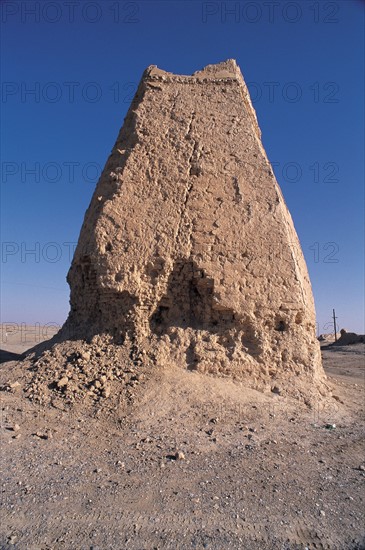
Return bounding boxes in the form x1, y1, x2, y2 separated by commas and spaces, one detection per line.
64, 60, 326, 397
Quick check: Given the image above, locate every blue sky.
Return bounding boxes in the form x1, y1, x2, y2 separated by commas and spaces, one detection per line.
1, 0, 364, 334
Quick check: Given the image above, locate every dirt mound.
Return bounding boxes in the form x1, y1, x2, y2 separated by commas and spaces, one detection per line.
20, 336, 153, 408
332, 329, 365, 346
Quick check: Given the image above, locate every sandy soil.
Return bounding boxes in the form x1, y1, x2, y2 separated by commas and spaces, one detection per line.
0, 333, 364, 549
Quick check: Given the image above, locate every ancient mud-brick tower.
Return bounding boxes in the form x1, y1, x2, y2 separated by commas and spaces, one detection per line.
65, 60, 325, 396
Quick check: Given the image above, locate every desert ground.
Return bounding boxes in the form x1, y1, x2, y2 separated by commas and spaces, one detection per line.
0, 326, 364, 549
